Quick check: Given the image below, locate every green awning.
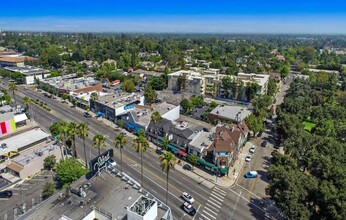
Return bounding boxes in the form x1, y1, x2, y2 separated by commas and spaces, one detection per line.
168, 144, 179, 152
197, 158, 218, 170
220, 168, 228, 173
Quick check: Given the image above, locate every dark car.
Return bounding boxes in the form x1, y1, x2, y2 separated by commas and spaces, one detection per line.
0, 190, 13, 198
202, 127, 209, 132
182, 202, 196, 216
257, 131, 264, 137
261, 140, 268, 147
183, 164, 192, 171
83, 112, 91, 118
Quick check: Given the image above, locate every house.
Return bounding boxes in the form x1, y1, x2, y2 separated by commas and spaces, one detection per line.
276, 55, 286, 61
0, 56, 36, 68
210, 123, 249, 175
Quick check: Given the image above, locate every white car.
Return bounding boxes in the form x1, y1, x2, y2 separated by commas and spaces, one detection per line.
107, 159, 117, 168
249, 146, 256, 153
245, 155, 252, 162
182, 192, 195, 203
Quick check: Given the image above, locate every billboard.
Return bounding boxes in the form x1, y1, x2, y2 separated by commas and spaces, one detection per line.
89, 149, 114, 173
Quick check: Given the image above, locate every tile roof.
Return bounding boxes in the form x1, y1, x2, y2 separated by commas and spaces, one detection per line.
0, 56, 35, 63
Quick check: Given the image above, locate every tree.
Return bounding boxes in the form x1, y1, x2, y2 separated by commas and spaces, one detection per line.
245, 114, 264, 136
92, 134, 106, 156
77, 123, 89, 169
177, 74, 187, 91
133, 134, 149, 187
58, 120, 69, 160
151, 111, 162, 123
55, 158, 87, 187
42, 182, 55, 199
72, 99, 78, 107
90, 92, 98, 101
162, 136, 169, 151
49, 122, 60, 137
114, 134, 127, 173
8, 82, 17, 103
23, 96, 31, 111
180, 98, 191, 113
68, 122, 78, 158
121, 79, 135, 93
280, 65, 290, 79
144, 84, 157, 107
160, 152, 176, 204
44, 155, 56, 170
267, 78, 278, 96
117, 119, 124, 128
209, 101, 218, 109
187, 154, 198, 170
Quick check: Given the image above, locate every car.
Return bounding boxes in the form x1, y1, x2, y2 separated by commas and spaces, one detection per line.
244, 171, 258, 178
261, 140, 268, 147
182, 202, 196, 216
249, 146, 256, 153
245, 155, 252, 162
83, 112, 91, 118
0, 190, 13, 198
257, 131, 264, 137
121, 132, 127, 136
202, 127, 209, 132
182, 192, 195, 203
107, 159, 117, 168
183, 164, 192, 171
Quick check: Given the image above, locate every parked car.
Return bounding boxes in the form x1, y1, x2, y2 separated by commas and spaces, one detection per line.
182, 192, 195, 203
183, 164, 192, 171
202, 127, 209, 132
257, 131, 264, 137
0, 190, 13, 198
107, 159, 117, 168
249, 146, 256, 153
182, 202, 196, 216
244, 171, 258, 178
261, 140, 268, 147
245, 155, 252, 162
83, 112, 91, 118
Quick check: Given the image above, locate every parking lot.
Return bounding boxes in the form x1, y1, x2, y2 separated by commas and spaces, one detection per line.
0, 170, 56, 219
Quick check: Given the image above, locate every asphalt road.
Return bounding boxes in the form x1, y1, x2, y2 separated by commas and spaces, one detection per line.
1, 81, 280, 220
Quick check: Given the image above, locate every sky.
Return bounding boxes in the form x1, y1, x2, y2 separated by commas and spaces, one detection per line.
1, 0, 346, 34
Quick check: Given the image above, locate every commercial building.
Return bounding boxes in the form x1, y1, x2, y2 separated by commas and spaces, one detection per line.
0, 56, 35, 68
4, 66, 51, 84
22, 165, 172, 220
209, 105, 251, 124
188, 128, 215, 157
120, 102, 179, 132
0, 105, 28, 137
167, 70, 270, 97
91, 91, 145, 123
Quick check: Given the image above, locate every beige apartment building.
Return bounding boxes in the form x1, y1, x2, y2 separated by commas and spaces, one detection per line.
167, 69, 269, 97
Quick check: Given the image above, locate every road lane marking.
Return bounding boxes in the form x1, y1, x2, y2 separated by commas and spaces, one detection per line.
207, 197, 222, 206
192, 204, 201, 220
211, 190, 225, 197
247, 177, 258, 199
203, 206, 218, 216
199, 214, 211, 220
209, 193, 224, 202
235, 183, 261, 199
213, 187, 226, 194
202, 210, 217, 219
205, 203, 219, 211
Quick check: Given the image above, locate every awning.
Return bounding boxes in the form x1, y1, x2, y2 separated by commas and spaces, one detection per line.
177, 149, 187, 157
220, 167, 229, 173
168, 144, 179, 152
197, 158, 218, 170
14, 113, 28, 123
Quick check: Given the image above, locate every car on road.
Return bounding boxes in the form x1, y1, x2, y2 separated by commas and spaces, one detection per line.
182, 202, 196, 215
245, 155, 252, 162
182, 192, 195, 203
0, 190, 13, 198
107, 159, 117, 168
202, 127, 209, 132
244, 171, 258, 178
121, 132, 127, 136
249, 146, 256, 153
257, 131, 264, 137
183, 164, 192, 171
261, 140, 268, 147
83, 112, 91, 118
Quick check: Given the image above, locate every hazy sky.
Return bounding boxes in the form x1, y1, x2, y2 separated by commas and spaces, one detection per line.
1, 0, 346, 33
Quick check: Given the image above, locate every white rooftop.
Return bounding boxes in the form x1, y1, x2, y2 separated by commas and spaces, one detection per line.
210, 105, 251, 122
188, 130, 214, 152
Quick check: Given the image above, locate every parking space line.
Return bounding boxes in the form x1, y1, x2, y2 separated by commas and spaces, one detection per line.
192, 204, 201, 220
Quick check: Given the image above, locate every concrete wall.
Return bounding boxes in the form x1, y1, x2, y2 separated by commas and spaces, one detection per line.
162, 105, 180, 122
82, 210, 111, 220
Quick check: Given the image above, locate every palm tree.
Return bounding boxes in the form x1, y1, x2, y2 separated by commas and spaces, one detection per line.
68, 122, 78, 158
133, 135, 148, 187
77, 123, 89, 168
162, 136, 169, 151
151, 111, 162, 123
93, 134, 106, 156
58, 120, 69, 160
90, 92, 98, 101
114, 134, 127, 173
160, 152, 176, 204
8, 82, 17, 103
23, 96, 32, 121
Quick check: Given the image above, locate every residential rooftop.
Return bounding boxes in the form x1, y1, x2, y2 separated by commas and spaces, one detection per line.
237, 72, 270, 87
210, 105, 251, 122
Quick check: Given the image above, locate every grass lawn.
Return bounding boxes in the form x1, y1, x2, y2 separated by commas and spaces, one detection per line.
302, 121, 316, 132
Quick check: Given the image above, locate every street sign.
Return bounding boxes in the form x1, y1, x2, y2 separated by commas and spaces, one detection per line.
89, 149, 113, 174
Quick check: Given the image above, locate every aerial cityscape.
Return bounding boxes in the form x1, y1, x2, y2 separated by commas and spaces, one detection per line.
0, 1, 345, 220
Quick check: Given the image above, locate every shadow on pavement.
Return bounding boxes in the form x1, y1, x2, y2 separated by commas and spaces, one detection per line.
257, 170, 269, 183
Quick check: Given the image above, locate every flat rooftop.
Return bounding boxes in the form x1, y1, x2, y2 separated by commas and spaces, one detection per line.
13, 144, 58, 166
5, 66, 50, 76
96, 91, 144, 109
0, 128, 50, 155
132, 102, 176, 127
24, 170, 169, 220
42, 76, 99, 91
189, 128, 215, 151
237, 73, 270, 86
210, 105, 251, 122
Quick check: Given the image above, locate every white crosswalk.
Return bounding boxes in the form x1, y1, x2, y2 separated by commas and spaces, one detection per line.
198, 187, 227, 220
